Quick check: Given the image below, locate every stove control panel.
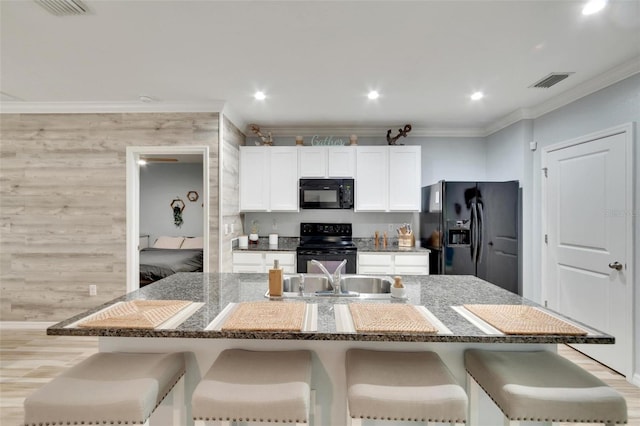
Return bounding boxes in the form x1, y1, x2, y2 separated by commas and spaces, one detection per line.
300, 223, 352, 237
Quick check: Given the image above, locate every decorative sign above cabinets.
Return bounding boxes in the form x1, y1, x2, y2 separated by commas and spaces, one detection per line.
310, 135, 346, 146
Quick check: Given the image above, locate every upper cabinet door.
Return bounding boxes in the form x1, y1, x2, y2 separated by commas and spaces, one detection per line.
269, 147, 299, 211
327, 146, 356, 178
298, 147, 327, 178
239, 146, 269, 211
389, 146, 421, 211
355, 146, 389, 211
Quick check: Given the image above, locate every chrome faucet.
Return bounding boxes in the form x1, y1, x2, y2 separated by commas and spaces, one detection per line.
311, 259, 347, 295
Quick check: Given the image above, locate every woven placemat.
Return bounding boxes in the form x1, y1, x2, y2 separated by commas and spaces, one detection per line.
464, 304, 588, 335
78, 300, 192, 329
349, 303, 438, 334
221, 301, 306, 332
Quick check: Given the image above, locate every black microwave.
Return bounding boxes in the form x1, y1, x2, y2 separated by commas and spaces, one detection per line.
299, 179, 354, 209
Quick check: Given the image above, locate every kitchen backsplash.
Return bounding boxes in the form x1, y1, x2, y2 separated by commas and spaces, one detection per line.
243, 211, 419, 238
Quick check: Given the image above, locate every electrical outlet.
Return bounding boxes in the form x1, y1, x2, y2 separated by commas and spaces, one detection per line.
230, 223, 235, 233
89, 285, 97, 296
388, 223, 394, 232
224, 224, 229, 235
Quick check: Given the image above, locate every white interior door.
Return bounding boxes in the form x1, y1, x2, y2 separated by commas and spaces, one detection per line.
543, 127, 632, 376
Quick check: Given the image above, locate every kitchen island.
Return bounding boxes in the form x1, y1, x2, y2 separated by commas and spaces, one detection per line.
48, 273, 613, 425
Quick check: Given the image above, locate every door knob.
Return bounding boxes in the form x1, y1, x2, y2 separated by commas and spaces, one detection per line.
608, 262, 623, 271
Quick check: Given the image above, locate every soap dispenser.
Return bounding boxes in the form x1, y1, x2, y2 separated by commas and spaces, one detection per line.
391, 276, 406, 299
268, 259, 283, 297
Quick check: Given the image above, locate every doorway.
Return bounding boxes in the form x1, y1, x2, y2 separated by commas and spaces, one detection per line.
126, 146, 210, 292
542, 123, 634, 378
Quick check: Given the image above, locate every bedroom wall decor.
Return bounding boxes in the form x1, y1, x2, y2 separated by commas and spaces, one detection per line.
187, 190, 199, 202
170, 198, 186, 227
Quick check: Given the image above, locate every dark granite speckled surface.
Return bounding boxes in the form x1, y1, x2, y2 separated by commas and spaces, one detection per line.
48, 273, 613, 345
231, 237, 430, 253
233, 237, 299, 251
354, 238, 430, 253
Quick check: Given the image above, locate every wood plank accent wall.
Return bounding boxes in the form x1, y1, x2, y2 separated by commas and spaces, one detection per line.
220, 116, 245, 272
0, 112, 220, 321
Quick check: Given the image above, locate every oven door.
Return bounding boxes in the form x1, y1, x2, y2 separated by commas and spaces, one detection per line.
297, 250, 357, 274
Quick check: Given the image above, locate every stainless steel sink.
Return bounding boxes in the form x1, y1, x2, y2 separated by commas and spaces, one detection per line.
282, 274, 331, 293
340, 275, 393, 294
267, 274, 392, 299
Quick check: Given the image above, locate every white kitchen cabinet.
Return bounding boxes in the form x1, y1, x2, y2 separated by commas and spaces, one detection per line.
239, 147, 269, 211
355, 146, 421, 212
298, 147, 327, 177
239, 146, 298, 212
232, 251, 296, 273
357, 252, 429, 275
327, 147, 355, 177
298, 146, 355, 178
269, 147, 298, 211
355, 146, 389, 211
389, 146, 421, 211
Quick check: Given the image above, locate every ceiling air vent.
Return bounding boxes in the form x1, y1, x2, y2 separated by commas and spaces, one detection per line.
529, 72, 574, 89
34, 0, 88, 16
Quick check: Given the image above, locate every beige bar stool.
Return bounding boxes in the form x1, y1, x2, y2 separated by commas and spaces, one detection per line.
345, 349, 468, 425
464, 349, 627, 426
24, 351, 187, 426
192, 349, 312, 426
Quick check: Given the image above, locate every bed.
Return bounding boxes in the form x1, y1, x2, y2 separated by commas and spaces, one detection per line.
139, 236, 204, 286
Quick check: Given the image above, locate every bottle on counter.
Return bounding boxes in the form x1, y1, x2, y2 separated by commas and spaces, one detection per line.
268, 259, 283, 297
391, 276, 406, 299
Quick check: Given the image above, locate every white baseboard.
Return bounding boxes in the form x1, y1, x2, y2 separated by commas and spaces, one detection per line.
0, 321, 56, 330
632, 373, 640, 387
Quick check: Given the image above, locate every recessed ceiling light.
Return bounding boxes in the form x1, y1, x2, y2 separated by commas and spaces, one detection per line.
367, 91, 380, 100
470, 91, 484, 101
582, 0, 607, 15
254, 91, 266, 100
137, 159, 147, 165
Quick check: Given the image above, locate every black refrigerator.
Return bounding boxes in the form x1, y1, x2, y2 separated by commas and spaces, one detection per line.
419, 180, 521, 294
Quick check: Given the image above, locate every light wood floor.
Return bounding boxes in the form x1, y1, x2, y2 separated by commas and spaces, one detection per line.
1, 328, 638, 426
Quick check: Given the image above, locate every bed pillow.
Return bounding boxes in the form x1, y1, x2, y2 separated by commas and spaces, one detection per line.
153, 236, 185, 249
181, 236, 203, 249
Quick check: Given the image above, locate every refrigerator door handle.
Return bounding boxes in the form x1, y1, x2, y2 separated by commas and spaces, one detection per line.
477, 202, 484, 264
470, 202, 478, 262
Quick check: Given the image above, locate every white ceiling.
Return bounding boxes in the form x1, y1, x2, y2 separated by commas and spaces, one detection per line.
1, 0, 639, 135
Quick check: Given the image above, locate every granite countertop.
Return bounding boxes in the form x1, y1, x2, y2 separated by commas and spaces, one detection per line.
354, 238, 430, 253
233, 237, 299, 251
48, 273, 613, 344
231, 237, 430, 253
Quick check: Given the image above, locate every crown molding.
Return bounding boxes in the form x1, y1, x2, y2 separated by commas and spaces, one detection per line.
483, 56, 640, 136
482, 108, 535, 137
527, 56, 640, 120
254, 125, 487, 138
2, 57, 637, 138
0, 100, 226, 114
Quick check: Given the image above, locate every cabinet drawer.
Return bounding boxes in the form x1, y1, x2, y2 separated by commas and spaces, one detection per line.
358, 253, 392, 266
394, 254, 429, 266
232, 264, 263, 273
232, 252, 264, 265
395, 266, 429, 275
265, 252, 296, 266
358, 265, 392, 274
